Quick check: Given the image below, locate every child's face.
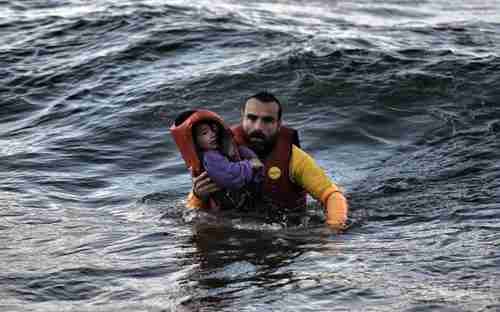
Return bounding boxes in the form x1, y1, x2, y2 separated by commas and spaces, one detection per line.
194, 122, 219, 150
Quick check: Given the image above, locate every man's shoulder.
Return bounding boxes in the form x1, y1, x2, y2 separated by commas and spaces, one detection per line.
290, 144, 315, 165
291, 144, 308, 156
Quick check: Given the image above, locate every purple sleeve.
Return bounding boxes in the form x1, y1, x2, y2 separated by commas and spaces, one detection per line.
238, 146, 263, 184
238, 146, 258, 159
202, 151, 255, 190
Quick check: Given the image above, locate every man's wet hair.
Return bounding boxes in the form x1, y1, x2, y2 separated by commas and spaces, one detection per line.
174, 110, 197, 126
244, 91, 282, 120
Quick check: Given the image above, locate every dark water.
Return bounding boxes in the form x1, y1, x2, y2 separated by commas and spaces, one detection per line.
1, 0, 500, 311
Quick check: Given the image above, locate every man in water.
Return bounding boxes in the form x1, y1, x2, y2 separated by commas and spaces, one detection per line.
187, 91, 349, 231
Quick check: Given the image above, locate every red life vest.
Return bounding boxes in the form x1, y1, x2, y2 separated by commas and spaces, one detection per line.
231, 125, 307, 213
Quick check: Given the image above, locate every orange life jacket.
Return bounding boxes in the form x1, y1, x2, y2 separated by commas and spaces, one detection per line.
169, 110, 240, 177
170, 110, 248, 211
231, 125, 307, 215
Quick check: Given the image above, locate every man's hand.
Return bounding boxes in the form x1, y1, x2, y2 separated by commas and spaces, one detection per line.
192, 171, 220, 201
327, 221, 351, 233
325, 191, 349, 233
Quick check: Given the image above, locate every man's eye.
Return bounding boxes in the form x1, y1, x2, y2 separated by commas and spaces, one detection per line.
247, 115, 257, 121
262, 117, 275, 123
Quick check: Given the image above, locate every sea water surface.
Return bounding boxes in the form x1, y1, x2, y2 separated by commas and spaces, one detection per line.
1, 0, 500, 311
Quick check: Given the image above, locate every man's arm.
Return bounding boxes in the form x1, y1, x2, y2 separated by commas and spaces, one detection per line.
289, 145, 349, 230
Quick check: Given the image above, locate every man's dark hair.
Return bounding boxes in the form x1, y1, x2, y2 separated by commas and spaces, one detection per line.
244, 91, 282, 120
174, 110, 197, 126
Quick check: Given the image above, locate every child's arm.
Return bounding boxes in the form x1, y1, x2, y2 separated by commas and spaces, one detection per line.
238, 146, 258, 159
202, 151, 255, 190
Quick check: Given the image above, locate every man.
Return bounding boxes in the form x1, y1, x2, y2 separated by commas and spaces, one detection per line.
186, 92, 349, 231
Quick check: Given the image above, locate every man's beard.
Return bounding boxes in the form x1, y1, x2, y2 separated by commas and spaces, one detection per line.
248, 131, 277, 158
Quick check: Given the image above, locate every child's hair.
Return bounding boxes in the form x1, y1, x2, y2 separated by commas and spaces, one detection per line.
174, 110, 197, 126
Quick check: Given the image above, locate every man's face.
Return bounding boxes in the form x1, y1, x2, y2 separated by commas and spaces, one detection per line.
241, 98, 281, 153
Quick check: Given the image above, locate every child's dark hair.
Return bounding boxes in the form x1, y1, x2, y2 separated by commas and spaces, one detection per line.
174, 110, 197, 126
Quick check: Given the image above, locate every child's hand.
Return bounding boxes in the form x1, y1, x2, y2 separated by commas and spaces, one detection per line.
250, 158, 263, 170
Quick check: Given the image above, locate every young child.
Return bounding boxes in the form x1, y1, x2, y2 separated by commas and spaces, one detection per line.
171, 109, 263, 210
193, 120, 263, 190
